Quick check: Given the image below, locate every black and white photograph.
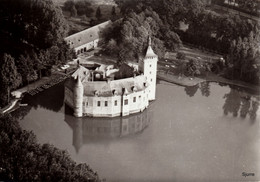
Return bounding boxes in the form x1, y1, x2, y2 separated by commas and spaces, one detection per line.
0, 0, 259, 181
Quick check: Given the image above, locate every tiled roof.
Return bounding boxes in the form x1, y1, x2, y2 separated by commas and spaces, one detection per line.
66, 62, 148, 97
83, 75, 147, 97
72, 65, 91, 80
65, 20, 112, 49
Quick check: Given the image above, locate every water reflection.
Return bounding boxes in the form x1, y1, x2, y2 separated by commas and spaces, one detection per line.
184, 84, 199, 97
64, 105, 153, 153
16, 81, 260, 181
183, 82, 259, 121
12, 104, 32, 120
223, 88, 259, 121
22, 82, 64, 112
200, 82, 210, 97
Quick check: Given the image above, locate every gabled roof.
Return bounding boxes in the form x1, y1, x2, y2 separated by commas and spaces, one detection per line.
65, 20, 112, 49
72, 65, 91, 80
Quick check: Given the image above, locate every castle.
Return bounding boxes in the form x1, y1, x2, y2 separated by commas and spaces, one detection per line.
64, 37, 158, 117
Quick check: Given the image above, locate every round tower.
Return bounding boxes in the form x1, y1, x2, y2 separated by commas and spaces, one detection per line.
73, 76, 84, 117
139, 36, 158, 101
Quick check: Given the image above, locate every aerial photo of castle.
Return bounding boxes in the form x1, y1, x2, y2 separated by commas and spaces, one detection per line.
64, 37, 158, 117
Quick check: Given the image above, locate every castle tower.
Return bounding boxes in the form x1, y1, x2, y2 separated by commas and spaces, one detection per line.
73, 76, 84, 117
139, 37, 158, 101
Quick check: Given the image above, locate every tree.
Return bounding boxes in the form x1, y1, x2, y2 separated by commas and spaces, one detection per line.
71, 5, 77, 17
0, 54, 22, 105
226, 29, 260, 84
176, 52, 186, 60
16, 54, 38, 85
103, 9, 170, 60
104, 39, 119, 56
164, 31, 182, 51
0, 0, 68, 52
74, 0, 94, 17
96, 6, 102, 20
176, 52, 186, 77
111, 6, 116, 16
64, 0, 75, 12
186, 59, 202, 77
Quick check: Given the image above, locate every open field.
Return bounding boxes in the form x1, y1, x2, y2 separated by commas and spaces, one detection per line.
53, 0, 116, 6
60, 1, 120, 35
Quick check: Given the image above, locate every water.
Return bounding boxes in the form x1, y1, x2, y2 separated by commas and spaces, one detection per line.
15, 81, 260, 182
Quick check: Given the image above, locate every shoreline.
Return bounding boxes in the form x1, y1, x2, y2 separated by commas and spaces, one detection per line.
0, 69, 76, 115
157, 71, 260, 94
1, 60, 259, 115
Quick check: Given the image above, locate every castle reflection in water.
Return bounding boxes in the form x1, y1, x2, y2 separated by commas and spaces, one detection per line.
64, 104, 154, 153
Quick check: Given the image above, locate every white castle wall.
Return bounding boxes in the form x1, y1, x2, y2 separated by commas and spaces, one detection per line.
74, 39, 99, 55
65, 85, 149, 117
65, 38, 157, 117
82, 89, 149, 117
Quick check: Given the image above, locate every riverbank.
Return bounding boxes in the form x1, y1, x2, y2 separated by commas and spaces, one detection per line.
0, 68, 77, 115
157, 70, 260, 94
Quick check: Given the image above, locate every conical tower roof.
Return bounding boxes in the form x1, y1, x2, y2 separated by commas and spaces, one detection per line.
145, 37, 157, 58
75, 75, 83, 87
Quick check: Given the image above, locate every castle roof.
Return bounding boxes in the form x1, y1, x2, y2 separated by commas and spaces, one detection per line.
65, 20, 111, 49
65, 71, 147, 97
145, 37, 157, 58
72, 65, 91, 80
83, 75, 147, 97
145, 45, 157, 58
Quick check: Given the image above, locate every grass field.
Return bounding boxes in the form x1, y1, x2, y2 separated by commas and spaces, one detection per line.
57, 0, 120, 35
53, 0, 116, 6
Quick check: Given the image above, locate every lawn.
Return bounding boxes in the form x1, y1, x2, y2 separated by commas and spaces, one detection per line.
60, 2, 120, 35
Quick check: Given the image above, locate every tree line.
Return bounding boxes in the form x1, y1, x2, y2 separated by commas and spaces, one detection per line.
212, 0, 260, 17
63, 0, 118, 25
110, 0, 260, 84
102, 8, 182, 63
0, 0, 75, 107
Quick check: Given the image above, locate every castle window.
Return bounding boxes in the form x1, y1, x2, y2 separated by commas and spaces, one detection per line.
139, 95, 141, 100
133, 97, 136, 103
105, 101, 108, 107
97, 101, 101, 107
151, 79, 152, 82
115, 100, 117, 106
150, 64, 152, 67
124, 99, 128, 105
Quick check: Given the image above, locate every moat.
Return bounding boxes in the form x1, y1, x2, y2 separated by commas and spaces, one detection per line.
15, 80, 260, 182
